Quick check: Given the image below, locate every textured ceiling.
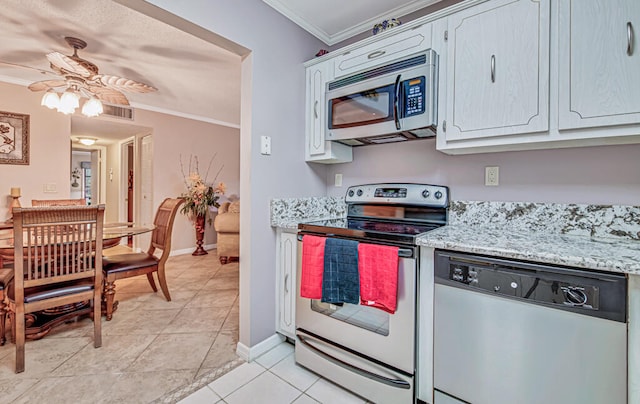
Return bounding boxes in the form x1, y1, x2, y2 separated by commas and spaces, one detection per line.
0, 0, 242, 143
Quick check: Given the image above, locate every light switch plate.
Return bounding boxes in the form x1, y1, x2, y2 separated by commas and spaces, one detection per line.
335, 173, 343, 187
43, 183, 57, 193
260, 136, 271, 155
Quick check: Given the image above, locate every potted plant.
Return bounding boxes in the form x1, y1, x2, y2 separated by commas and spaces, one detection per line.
71, 168, 81, 188
180, 155, 225, 255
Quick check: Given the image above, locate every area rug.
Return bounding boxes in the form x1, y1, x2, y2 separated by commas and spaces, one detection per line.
152, 357, 246, 403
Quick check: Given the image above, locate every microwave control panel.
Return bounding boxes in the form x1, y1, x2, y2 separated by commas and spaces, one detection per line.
402, 76, 425, 118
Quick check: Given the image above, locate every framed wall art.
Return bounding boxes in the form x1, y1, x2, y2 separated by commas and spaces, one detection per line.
0, 110, 30, 165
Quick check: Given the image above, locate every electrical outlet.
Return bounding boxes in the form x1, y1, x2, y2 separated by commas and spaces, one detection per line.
335, 173, 343, 187
485, 166, 499, 186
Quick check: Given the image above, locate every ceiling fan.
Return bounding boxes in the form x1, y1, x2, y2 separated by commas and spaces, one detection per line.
27, 36, 157, 116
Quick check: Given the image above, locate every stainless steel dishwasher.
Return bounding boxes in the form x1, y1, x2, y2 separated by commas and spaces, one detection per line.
433, 250, 627, 404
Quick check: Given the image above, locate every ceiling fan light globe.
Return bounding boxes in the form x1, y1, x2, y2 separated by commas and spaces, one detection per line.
57, 103, 77, 114
41, 91, 60, 109
60, 90, 80, 110
82, 98, 103, 117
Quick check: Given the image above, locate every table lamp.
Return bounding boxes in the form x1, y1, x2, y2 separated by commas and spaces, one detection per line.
9, 187, 21, 220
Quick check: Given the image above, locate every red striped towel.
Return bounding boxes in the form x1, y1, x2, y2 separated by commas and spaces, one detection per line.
358, 243, 399, 313
300, 235, 326, 299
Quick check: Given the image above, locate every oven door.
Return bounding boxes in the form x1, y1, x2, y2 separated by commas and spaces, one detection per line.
295, 236, 416, 373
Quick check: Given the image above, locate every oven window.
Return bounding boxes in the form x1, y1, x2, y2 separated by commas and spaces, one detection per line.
310, 300, 389, 336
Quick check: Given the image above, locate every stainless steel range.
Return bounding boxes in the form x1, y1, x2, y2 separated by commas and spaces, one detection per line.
295, 183, 449, 404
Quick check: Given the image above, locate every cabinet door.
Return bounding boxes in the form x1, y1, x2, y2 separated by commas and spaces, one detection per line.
333, 24, 432, 78
305, 61, 353, 164
558, 0, 640, 130
306, 62, 328, 157
444, 0, 549, 141
277, 231, 297, 338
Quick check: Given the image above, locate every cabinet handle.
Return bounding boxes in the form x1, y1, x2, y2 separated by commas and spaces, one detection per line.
490, 55, 496, 83
368, 50, 386, 59
314, 100, 318, 119
628, 22, 635, 56
284, 274, 289, 294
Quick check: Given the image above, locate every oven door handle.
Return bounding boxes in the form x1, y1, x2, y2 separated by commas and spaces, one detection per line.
299, 235, 413, 258
398, 248, 412, 258
297, 333, 411, 390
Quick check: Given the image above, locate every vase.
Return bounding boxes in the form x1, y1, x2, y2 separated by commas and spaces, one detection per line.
192, 214, 208, 256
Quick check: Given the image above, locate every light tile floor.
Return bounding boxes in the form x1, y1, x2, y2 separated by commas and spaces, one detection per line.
178, 341, 369, 404
0, 248, 240, 403
0, 247, 368, 403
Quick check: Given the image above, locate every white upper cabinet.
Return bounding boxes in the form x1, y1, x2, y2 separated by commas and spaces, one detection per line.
443, 0, 550, 142
333, 24, 433, 78
558, 0, 640, 130
306, 62, 328, 157
305, 59, 353, 164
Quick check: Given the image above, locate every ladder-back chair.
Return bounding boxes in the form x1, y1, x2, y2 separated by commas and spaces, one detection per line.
9, 205, 105, 373
102, 198, 183, 320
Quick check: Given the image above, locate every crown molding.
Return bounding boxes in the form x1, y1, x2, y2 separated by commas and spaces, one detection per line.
263, 0, 442, 45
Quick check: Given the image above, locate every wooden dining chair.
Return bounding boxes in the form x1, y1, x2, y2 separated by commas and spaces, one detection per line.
8, 205, 105, 373
102, 198, 183, 320
0, 268, 14, 345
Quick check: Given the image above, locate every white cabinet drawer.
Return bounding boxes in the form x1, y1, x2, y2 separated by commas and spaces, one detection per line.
333, 24, 432, 78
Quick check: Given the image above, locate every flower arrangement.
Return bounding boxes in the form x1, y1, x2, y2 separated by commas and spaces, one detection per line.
179, 155, 225, 228
372, 18, 401, 35
71, 167, 81, 187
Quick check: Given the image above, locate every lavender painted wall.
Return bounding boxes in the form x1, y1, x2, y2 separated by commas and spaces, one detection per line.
144, 0, 328, 348
325, 139, 640, 205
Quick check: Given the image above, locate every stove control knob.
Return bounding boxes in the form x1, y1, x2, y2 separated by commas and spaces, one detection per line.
356, 189, 363, 197
434, 190, 443, 199
422, 189, 430, 198
348, 189, 354, 197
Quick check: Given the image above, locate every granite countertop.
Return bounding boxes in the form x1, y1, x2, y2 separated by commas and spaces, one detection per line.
417, 225, 640, 274
270, 197, 640, 275
270, 196, 346, 230
416, 200, 640, 275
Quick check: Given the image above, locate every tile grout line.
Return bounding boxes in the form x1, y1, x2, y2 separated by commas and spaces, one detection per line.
151, 357, 246, 404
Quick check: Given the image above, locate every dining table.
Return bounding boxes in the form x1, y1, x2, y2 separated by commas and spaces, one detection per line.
0, 221, 155, 340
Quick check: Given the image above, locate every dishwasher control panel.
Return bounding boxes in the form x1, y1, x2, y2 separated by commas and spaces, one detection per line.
434, 250, 628, 323
445, 261, 598, 308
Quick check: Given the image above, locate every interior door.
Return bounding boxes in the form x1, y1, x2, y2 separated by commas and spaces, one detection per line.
138, 135, 154, 250
90, 149, 100, 205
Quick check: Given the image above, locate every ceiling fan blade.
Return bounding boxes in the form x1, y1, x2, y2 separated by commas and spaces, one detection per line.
0, 60, 57, 76
46, 52, 93, 77
88, 86, 130, 106
27, 80, 67, 92
95, 74, 157, 93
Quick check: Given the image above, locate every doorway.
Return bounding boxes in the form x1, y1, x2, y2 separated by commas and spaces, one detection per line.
119, 134, 153, 251
71, 148, 102, 205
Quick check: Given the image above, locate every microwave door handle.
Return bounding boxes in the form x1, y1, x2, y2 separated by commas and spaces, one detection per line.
393, 74, 401, 130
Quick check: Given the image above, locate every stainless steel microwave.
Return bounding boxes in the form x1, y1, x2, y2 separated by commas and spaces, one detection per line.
326, 50, 438, 146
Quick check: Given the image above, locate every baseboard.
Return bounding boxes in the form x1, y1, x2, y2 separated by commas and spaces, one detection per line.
170, 243, 217, 257
236, 333, 286, 362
